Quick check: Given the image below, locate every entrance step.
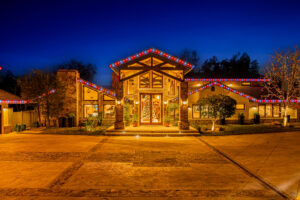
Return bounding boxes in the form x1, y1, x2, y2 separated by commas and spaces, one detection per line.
105, 125, 199, 136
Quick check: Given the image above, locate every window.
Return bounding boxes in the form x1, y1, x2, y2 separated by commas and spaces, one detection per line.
266, 104, 272, 117
259, 105, 265, 117
192, 105, 200, 118
84, 105, 98, 118
273, 104, 280, 117
139, 72, 150, 88
236, 104, 245, 110
103, 105, 115, 119
127, 79, 134, 94
241, 82, 251, 86
200, 105, 209, 118
84, 87, 98, 100
152, 72, 163, 88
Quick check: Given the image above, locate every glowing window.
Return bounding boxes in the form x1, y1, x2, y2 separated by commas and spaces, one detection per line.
152, 72, 163, 88
139, 72, 150, 88
84, 105, 98, 118
103, 105, 115, 119
266, 104, 272, 117
236, 104, 245, 110
192, 105, 200, 118
258, 105, 265, 117
273, 104, 280, 117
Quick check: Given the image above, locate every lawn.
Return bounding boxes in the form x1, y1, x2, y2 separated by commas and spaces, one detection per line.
20, 126, 110, 135
191, 123, 300, 136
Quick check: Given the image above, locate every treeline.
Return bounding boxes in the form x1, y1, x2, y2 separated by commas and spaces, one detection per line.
180, 49, 260, 78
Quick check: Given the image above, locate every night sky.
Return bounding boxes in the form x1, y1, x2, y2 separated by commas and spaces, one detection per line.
1, 0, 299, 86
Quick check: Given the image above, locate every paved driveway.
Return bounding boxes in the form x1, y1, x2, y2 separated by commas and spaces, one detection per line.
0, 132, 299, 200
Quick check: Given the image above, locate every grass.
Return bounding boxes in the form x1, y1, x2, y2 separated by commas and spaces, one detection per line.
191, 123, 300, 136
20, 126, 110, 135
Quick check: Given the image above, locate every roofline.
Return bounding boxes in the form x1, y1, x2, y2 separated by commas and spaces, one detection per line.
188, 81, 300, 103
185, 78, 270, 82
109, 48, 194, 72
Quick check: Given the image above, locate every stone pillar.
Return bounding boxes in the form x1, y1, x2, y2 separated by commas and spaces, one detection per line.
114, 81, 124, 129
179, 81, 189, 130
56, 69, 80, 126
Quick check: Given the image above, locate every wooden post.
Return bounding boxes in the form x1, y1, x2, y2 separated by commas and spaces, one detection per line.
114, 81, 124, 129
179, 81, 189, 130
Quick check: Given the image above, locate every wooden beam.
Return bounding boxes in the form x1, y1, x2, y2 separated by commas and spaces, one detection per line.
120, 69, 150, 82
153, 69, 183, 82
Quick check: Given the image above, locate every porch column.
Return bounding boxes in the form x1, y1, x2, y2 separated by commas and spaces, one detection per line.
179, 81, 189, 130
114, 81, 124, 129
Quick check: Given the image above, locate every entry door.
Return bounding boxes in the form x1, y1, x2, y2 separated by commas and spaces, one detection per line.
140, 94, 162, 125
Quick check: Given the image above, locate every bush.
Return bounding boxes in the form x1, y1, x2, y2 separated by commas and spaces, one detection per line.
238, 113, 245, 125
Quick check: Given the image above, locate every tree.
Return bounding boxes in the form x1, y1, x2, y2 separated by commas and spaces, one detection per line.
0, 70, 20, 95
56, 59, 97, 82
263, 46, 300, 126
197, 95, 236, 131
18, 70, 66, 126
179, 49, 200, 72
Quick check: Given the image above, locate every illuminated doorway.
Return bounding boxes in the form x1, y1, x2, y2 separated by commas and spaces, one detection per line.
140, 93, 162, 125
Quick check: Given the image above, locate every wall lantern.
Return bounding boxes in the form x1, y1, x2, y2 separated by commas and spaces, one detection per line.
117, 100, 121, 105
182, 101, 187, 105
135, 101, 139, 104
164, 101, 168, 104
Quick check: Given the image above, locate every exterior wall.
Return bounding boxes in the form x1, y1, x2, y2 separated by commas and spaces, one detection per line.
187, 82, 299, 124
57, 69, 80, 126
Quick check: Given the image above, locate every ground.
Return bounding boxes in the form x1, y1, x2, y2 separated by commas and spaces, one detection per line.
0, 132, 299, 200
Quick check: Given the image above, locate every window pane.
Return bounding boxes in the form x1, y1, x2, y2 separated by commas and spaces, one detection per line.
273, 105, 280, 117
139, 73, 150, 88
236, 104, 245, 110
151, 94, 161, 123
152, 72, 163, 88
266, 104, 272, 117
103, 105, 115, 119
141, 94, 151, 123
259, 105, 265, 117
193, 105, 200, 118
84, 105, 98, 118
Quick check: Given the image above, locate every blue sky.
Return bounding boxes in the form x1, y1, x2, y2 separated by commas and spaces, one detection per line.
0, 0, 299, 86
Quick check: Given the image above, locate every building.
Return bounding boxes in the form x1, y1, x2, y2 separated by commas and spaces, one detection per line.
1, 48, 299, 133
57, 48, 299, 130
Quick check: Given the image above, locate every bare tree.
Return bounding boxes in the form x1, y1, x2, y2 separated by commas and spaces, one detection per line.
263, 46, 299, 126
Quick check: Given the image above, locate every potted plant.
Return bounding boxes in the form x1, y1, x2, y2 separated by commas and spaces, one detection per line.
164, 115, 170, 127
132, 114, 138, 127
254, 112, 260, 124
238, 113, 245, 125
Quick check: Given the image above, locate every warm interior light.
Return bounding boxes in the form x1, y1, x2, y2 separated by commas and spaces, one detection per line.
157, 96, 160, 99
228, 84, 232, 87
196, 84, 201, 87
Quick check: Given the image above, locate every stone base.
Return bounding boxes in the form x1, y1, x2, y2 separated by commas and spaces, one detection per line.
179, 121, 189, 130
114, 121, 125, 130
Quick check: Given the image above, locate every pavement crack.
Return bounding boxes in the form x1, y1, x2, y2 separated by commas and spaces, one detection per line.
195, 137, 292, 200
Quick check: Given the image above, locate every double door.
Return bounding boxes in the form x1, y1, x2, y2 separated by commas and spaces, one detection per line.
140, 93, 162, 125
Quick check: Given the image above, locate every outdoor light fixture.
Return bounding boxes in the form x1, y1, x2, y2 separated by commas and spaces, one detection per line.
196, 84, 201, 87
117, 100, 121, 104
182, 101, 187, 105
135, 101, 139, 104
164, 101, 168, 104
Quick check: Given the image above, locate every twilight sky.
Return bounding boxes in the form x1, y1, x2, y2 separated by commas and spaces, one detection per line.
0, 0, 299, 86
